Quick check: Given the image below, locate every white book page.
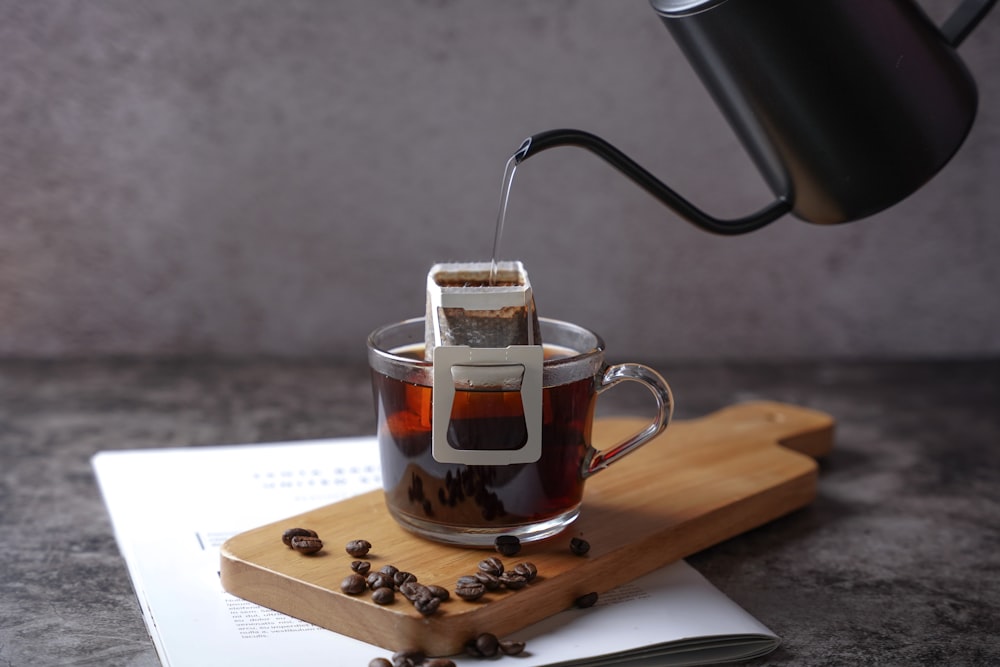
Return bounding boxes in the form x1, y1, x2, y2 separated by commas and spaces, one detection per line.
93, 437, 778, 667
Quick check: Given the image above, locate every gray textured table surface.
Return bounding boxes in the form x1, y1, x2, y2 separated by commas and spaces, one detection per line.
1, 359, 998, 666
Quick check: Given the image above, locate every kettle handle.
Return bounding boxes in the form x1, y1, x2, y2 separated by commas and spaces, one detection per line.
943, 0, 997, 46
514, 128, 791, 236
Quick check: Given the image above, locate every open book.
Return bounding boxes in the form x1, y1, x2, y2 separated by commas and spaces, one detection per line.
93, 436, 780, 667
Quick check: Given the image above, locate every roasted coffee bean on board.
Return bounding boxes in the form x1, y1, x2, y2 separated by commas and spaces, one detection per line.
289, 535, 323, 554
512, 561, 537, 581
346, 539, 372, 557
399, 581, 429, 602
393, 570, 417, 588
478, 556, 504, 576
351, 560, 372, 575
494, 534, 521, 556
371, 586, 395, 605
473, 571, 500, 591
425, 584, 450, 601
413, 595, 441, 616
499, 571, 527, 590
575, 591, 599, 608
281, 527, 317, 547
340, 574, 367, 595
455, 576, 486, 601
570, 537, 591, 556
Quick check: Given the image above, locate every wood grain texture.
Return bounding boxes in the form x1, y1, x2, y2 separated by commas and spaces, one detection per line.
220, 400, 833, 656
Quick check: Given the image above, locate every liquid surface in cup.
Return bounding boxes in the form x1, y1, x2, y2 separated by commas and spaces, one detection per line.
373, 343, 594, 529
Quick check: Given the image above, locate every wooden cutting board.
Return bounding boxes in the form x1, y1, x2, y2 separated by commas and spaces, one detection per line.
220, 400, 833, 656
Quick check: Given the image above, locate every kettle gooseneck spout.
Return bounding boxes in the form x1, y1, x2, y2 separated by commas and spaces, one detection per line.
513, 128, 792, 236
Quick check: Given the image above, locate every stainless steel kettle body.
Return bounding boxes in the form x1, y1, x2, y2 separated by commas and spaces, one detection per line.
515, 0, 995, 234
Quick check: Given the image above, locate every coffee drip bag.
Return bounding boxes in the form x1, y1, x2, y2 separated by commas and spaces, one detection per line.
424, 261, 541, 358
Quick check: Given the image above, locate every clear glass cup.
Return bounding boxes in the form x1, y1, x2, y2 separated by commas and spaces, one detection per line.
368, 317, 673, 546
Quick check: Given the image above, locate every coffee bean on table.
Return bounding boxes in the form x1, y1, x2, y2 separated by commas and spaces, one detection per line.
575, 591, 599, 608
392, 649, 425, 666
281, 527, 317, 547
351, 560, 372, 575
494, 534, 521, 556
500, 639, 526, 655
372, 586, 395, 605
475, 632, 500, 658
569, 537, 590, 556
426, 659, 457, 667
289, 535, 323, 555
340, 574, 367, 595
378, 564, 399, 577
346, 539, 372, 557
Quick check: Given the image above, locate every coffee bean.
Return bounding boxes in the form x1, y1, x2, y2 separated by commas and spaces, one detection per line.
372, 586, 395, 605
426, 659, 457, 667
346, 539, 372, 557
399, 581, 429, 601
393, 570, 417, 588
494, 534, 521, 556
281, 527, 317, 547
500, 639, 526, 655
378, 564, 399, 577
575, 591, 599, 608
512, 561, 537, 581
340, 573, 367, 595
475, 632, 500, 657
478, 556, 504, 576
289, 535, 323, 555
473, 571, 500, 591
570, 537, 590, 556
351, 560, 372, 575
500, 571, 528, 590
425, 584, 450, 601
367, 572, 394, 591
455, 576, 486, 601
413, 595, 441, 616
368, 658, 392, 667
392, 649, 424, 666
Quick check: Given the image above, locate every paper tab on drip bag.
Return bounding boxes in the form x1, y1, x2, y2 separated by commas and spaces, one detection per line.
426, 261, 543, 465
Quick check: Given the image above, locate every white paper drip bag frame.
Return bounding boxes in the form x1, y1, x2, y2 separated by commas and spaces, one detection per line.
426, 261, 543, 466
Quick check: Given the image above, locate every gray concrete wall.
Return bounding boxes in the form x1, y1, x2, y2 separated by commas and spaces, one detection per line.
2, 1, 998, 362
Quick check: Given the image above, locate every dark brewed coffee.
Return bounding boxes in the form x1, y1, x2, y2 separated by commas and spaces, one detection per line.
372, 344, 594, 529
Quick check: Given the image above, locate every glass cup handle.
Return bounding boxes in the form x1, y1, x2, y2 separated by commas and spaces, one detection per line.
582, 363, 674, 479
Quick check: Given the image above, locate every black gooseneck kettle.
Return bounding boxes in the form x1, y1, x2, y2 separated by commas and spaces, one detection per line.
514, 0, 997, 235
